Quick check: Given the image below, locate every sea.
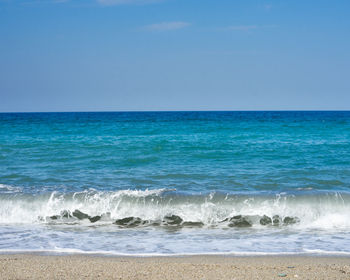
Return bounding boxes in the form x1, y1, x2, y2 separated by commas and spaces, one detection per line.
0, 111, 350, 256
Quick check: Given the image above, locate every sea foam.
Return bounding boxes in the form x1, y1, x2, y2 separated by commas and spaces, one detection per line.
0, 187, 349, 231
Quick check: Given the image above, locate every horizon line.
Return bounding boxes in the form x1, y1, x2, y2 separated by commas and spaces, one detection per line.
1, 109, 350, 114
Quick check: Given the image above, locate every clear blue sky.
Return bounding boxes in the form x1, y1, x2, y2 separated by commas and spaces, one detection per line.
0, 0, 349, 112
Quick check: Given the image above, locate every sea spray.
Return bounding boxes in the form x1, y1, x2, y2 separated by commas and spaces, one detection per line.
1, 188, 350, 230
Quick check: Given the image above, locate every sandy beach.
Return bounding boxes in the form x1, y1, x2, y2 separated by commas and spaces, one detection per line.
0, 254, 349, 279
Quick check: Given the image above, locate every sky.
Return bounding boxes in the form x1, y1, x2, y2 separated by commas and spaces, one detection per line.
0, 0, 349, 112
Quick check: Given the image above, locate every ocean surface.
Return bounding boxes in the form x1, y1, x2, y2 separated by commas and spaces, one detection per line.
1, 111, 350, 256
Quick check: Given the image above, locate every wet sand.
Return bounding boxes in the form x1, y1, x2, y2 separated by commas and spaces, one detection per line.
0, 254, 349, 279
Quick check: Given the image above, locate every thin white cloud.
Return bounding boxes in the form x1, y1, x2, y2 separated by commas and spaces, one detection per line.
142, 21, 190, 31
97, 0, 162, 5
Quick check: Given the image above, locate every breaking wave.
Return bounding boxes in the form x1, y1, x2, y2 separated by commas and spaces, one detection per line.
1, 187, 350, 230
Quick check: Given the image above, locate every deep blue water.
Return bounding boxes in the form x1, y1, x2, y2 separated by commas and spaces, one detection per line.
0, 111, 350, 255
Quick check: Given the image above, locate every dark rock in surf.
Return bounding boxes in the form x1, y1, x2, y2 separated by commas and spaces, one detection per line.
182, 221, 204, 227
227, 215, 252, 227
114, 217, 144, 227
89, 216, 101, 223
60, 210, 72, 218
49, 215, 60, 220
115, 217, 136, 225
149, 221, 161, 227
72, 209, 90, 220
163, 215, 183, 225
283, 216, 300, 225
260, 215, 272, 225
272, 215, 281, 225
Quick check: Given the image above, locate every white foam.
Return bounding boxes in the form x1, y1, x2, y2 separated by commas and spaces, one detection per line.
1, 248, 349, 257
0, 189, 350, 232
302, 249, 350, 256
0, 184, 22, 193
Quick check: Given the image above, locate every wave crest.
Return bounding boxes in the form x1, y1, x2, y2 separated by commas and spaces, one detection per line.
0, 188, 350, 230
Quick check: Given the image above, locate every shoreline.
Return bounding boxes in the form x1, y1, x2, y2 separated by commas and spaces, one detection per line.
1, 254, 349, 279
1, 250, 350, 258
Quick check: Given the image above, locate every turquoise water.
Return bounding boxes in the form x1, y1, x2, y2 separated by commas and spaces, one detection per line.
1, 111, 350, 255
